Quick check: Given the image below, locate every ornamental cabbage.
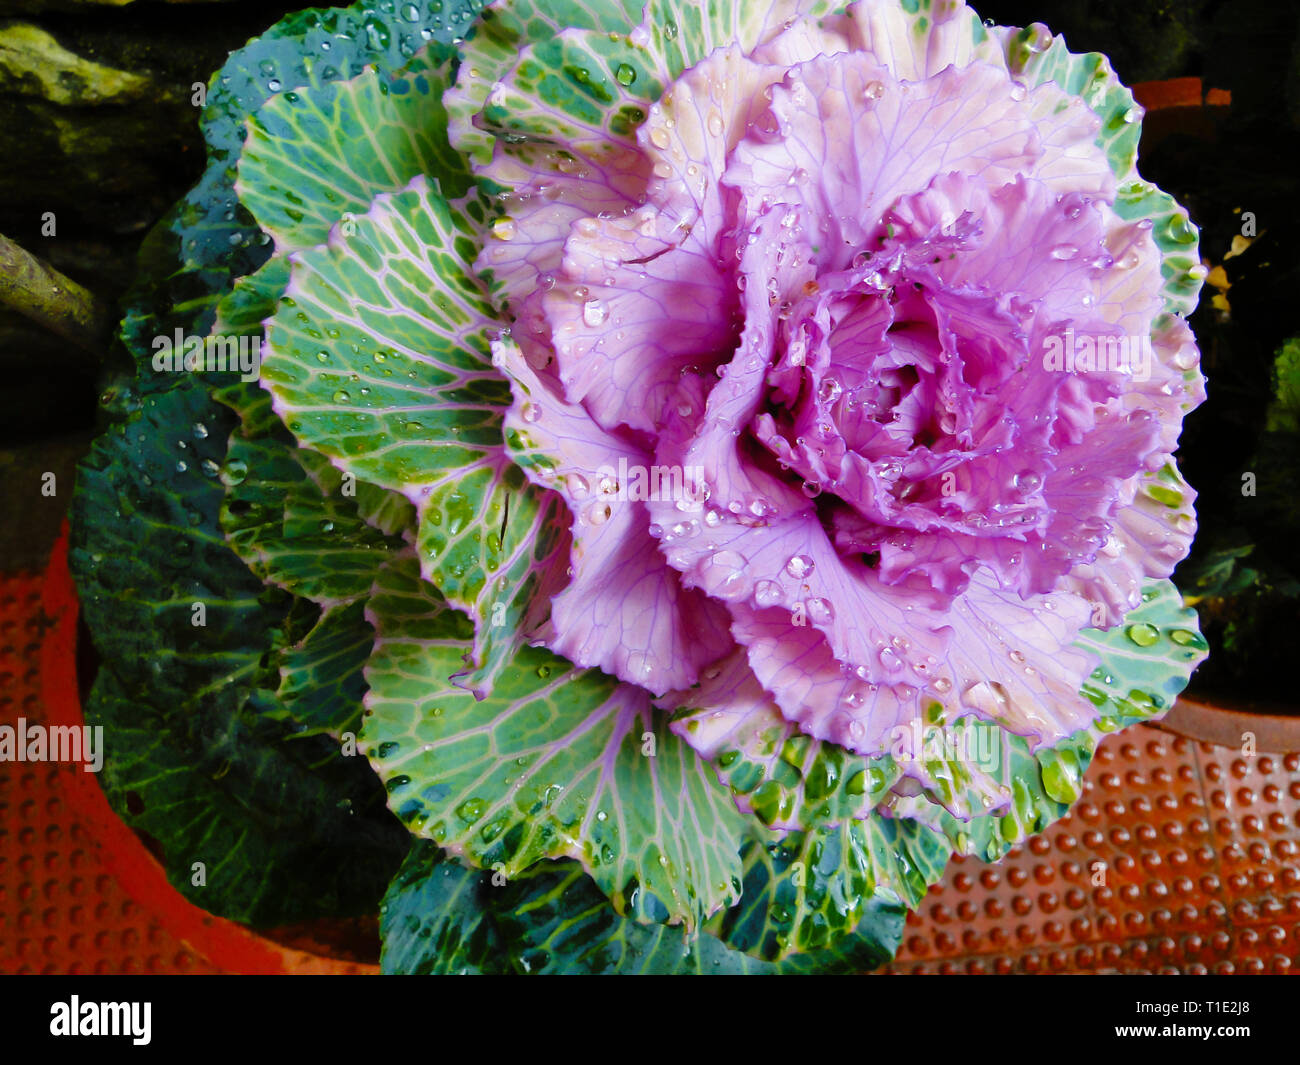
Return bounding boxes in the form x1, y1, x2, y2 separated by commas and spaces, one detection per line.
70, 0, 1210, 973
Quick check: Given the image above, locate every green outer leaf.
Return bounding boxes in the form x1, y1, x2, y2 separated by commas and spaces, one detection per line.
1112, 178, 1203, 316
122, 0, 489, 395
493, 860, 779, 973
900, 727, 1093, 864
381, 842, 769, 975
503, 856, 910, 973
672, 683, 901, 830
1074, 578, 1208, 729
361, 554, 746, 929
706, 822, 947, 962
211, 257, 295, 340
221, 391, 406, 608
478, 29, 663, 154
295, 446, 417, 540
70, 376, 408, 924
380, 841, 510, 975
276, 601, 375, 739
261, 181, 504, 495
238, 45, 471, 254
261, 175, 568, 689
446, 0, 644, 165
72, 380, 285, 713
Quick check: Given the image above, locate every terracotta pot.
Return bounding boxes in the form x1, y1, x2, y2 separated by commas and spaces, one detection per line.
1162, 694, 1300, 754
1131, 76, 1231, 146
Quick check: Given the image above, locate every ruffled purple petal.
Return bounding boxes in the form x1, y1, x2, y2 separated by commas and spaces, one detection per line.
495, 339, 734, 692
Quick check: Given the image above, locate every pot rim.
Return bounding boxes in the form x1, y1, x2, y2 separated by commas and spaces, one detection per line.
1161, 693, 1300, 754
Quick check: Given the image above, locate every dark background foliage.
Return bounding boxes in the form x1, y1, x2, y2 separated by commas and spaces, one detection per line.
3, 0, 1297, 694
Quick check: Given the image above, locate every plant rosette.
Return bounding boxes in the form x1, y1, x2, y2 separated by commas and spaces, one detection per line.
70, 0, 1209, 974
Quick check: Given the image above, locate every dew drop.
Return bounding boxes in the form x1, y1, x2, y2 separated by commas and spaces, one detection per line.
806, 597, 834, 624
1024, 22, 1053, 53
1013, 469, 1042, 494
1126, 622, 1160, 647
701, 550, 748, 597
784, 554, 814, 578
220, 460, 247, 486
964, 679, 1010, 717
817, 376, 842, 405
